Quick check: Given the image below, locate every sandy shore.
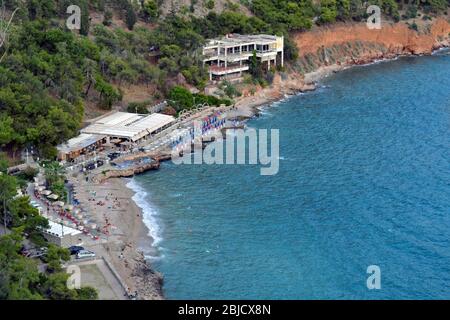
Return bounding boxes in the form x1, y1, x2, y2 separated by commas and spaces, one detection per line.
70, 174, 163, 299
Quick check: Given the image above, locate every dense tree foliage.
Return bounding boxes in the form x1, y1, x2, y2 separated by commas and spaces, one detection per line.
0, 172, 98, 300
0, 231, 98, 299
168, 86, 231, 112
0, 19, 86, 158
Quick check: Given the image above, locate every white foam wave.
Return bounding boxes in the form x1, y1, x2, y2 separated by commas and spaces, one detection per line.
126, 178, 163, 254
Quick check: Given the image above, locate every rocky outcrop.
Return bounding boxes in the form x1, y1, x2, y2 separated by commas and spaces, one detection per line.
93, 162, 160, 183
131, 251, 164, 300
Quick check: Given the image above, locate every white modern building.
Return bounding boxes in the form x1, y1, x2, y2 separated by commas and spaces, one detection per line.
202, 34, 284, 82
81, 112, 175, 143
57, 112, 175, 160
41, 220, 82, 247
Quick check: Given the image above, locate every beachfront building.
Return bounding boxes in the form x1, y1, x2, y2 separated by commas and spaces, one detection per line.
202, 34, 284, 82
40, 220, 82, 247
81, 112, 175, 143
58, 112, 175, 161
57, 133, 107, 161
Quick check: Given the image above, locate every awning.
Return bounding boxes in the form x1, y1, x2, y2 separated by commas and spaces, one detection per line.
47, 194, 59, 200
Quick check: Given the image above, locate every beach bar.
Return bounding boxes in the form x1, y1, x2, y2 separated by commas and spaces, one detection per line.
81, 112, 175, 143
57, 133, 106, 161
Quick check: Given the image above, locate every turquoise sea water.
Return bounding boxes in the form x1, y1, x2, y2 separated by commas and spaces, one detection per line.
130, 51, 450, 299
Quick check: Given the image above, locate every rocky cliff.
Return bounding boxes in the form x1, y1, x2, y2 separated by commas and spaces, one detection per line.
292, 18, 450, 74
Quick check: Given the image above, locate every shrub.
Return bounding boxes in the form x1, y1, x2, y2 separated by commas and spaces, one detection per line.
103, 10, 113, 26
127, 102, 150, 114
205, 0, 215, 10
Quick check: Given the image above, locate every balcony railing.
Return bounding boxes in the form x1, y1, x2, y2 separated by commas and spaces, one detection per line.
209, 65, 249, 74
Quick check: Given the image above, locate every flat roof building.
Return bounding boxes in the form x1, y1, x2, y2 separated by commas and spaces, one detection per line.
41, 220, 82, 247
81, 112, 175, 142
57, 112, 175, 161
57, 133, 106, 161
203, 34, 284, 82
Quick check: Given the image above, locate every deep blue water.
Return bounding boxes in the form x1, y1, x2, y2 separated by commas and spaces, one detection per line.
132, 52, 450, 299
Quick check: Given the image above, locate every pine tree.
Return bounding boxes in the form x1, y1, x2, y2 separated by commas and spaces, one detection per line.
125, 3, 137, 30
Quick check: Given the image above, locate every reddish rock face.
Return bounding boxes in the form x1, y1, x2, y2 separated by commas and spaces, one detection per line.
293, 18, 450, 64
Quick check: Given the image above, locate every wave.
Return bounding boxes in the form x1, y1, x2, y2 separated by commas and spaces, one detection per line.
432, 47, 450, 56
126, 178, 163, 258
259, 111, 273, 117
278, 156, 295, 161
256, 105, 273, 117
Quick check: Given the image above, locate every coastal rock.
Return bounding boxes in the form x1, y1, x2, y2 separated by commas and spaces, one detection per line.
131, 253, 164, 300
93, 162, 160, 183
299, 83, 316, 92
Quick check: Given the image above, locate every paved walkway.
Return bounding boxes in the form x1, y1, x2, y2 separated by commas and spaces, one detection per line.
69, 258, 128, 300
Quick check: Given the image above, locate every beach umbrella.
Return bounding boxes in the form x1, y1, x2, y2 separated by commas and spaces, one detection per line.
47, 194, 59, 200
54, 201, 65, 207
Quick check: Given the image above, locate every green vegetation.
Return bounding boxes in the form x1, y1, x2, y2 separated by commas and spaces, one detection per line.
168, 86, 232, 112
0, 153, 9, 173
127, 101, 151, 114
125, 1, 137, 30
0, 231, 98, 299
44, 161, 67, 200
205, 0, 215, 10
0, 172, 97, 300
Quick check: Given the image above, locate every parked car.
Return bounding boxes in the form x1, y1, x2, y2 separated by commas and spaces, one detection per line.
107, 152, 121, 161
76, 250, 96, 259
68, 246, 84, 255
85, 162, 96, 170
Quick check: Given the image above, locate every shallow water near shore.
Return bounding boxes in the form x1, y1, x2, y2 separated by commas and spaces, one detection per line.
132, 53, 450, 299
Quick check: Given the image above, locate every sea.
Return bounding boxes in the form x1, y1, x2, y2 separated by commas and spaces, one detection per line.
128, 50, 450, 299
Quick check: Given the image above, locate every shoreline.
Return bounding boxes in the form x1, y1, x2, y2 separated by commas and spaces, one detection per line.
81, 21, 450, 299
125, 178, 162, 258
68, 174, 164, 299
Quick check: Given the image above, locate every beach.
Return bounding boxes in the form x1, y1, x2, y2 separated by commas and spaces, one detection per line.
69, 174, 163, 299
